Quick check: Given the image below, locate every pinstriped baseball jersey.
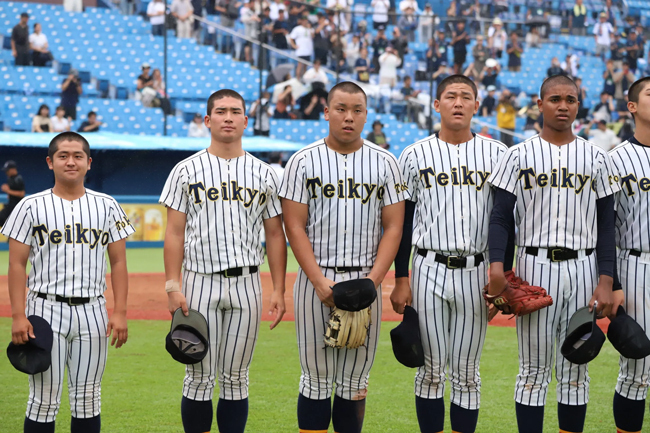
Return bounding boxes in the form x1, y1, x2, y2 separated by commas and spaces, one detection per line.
0, 189, 134, 298
159, 150, 282, 274
399, 134, 507, 255
488, 135, 620, 249
279, 139, 409, 267
610, 140, 650, 251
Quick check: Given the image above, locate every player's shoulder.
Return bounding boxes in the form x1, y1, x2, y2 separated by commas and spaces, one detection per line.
84, 188, 122, 207
170, 149, 210, 172
609, 139, 634, 157
575, 135, 610, 159
285, 139, 327, 163
362, 140, 398, 161
243, 152, 279, 178
473, 134, 509, 152
16, 189, 54, 206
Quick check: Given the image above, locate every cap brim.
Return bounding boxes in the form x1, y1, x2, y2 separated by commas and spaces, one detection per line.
171, 308, 209, 340
566, 306, 595, 336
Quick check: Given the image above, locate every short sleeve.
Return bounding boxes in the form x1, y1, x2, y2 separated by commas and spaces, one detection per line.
488, 147, 520, 194
0, 199, 33, 245
107, 199, 135, 243
381, 153, 410, 206
262, 167, 282, 219
593, 151, 621, 199
398, 146, 420, 202
159, 162, 189, 212
279, 153, 309, 204
289, 27, 298, 39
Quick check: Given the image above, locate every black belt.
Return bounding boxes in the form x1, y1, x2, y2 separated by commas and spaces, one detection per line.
217, 266, 258, 278
36, 292, 93, 306
526, 247, 594, 262
417, 248, 485, 269
325, 266, 365, 273
629, 249, 643, 257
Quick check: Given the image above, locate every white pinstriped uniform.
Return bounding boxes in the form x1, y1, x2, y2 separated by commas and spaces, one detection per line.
0, 189, 134, 423
399, 134, 507, 410
488, 135, 620, 406
280, 139, 409, 400
609, 139, 650, 400
160, 149, 281, 401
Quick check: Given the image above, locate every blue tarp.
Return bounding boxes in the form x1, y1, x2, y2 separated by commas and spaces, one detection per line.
0, 131, 305, 152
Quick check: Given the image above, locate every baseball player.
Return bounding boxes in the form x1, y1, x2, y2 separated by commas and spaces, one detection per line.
160, 89, 287, 433
487, 74, 624, 433
0, 160, 26, 226
3, 132, 133, 433
280, 81, 408, 433
609, 76, 650, 433
391, 74, 509, 433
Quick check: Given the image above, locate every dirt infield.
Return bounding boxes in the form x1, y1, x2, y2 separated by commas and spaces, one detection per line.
0, 272, 529, 327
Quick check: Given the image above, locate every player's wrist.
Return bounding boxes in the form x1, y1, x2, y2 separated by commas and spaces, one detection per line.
165, 279, 181, 293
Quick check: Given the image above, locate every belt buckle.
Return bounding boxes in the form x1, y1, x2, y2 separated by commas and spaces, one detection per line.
334, 267, 346, 273
446, 256, 460, 269
550, 248, 563, 262
223, 268, 235, 278
68, 298, 84, 306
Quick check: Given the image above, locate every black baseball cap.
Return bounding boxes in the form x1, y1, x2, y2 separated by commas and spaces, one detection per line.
390, 306, 425, 368
2, 160, 16, 171
165, 308, 209, 364
7, 315, 53, 374
561, 305, 606, 365
332, 278, 377, 312
607, 306, 650, 359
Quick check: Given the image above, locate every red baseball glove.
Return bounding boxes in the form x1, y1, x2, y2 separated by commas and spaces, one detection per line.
483, 271, 553, 316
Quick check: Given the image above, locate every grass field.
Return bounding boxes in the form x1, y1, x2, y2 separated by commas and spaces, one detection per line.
0, 319, 623, 432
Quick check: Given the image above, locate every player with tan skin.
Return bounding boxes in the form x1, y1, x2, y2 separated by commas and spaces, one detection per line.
164, 96, 287, 329
10, 139, 128, 348
283, 88, 405, 308
487, 83, 623, 318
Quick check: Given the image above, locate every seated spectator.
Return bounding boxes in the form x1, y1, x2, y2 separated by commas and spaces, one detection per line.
378, 46, 401, 88
480, 58, 500, 88
480, 85, 497, 116
274, 85, 295, 119
272, 10, 290, 49
151, 68, 173, 115
487, 17, 507, 59
51, 106, 71, 132
451, 21, 470, 74
525, 26, 540, 48
546, 57, 566, 77
584, 119, 620, 151
371, 0, 390, 30
355, 47, 371, 83
303, 59, 328, 85
506, 32, 523, 72
401, 76, 422, 125
366, 120, 389, 149
249, 92, 273, 136
78, 111, 102, 133
299, 93, 326, 120
29, 23, 52, 67
398, 7, 418, 43
31, 104, 52, 133
11, 12, 30, 66
147, 0, 166, 36
137, 63, 155, 103
591, 92, 614, 123
188, 113, 210, 137
171, 0, 194, 38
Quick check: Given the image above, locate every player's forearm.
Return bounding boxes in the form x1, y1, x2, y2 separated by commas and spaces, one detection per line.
110, 259, 129, 314
394, 200, 415, 278
164, 232, 185, 282
7, 189, 25, 197
595, 194, 615, 279
489, 187, 516, 266
8, 260, 27, 318
368, 223, 402, 285
285, 226, 325, 285
265, 223, 287, 293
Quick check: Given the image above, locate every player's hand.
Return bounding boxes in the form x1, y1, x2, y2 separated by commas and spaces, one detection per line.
167, 291, 189, 317
609, 289, 625, 319
107, 311, 128, 348
269, 289, 286, 330
1, 184, 9, 193
589, 279, 614, 318
390, 277, 412, 314
487, 271, 507, 297
11, 314, 35, 345
314, 276, 336, 308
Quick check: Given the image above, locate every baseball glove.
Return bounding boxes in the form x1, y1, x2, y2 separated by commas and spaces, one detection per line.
483, 271, 553, 316
324, 307, 372, 349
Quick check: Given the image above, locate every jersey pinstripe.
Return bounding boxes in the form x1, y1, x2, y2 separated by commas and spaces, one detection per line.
0, 189, 134, 298
159, 150, 282, 274
279, 139, 409, 267
488, 135, 621, 249
400, 134, 508, 255
610, 140, 650, 251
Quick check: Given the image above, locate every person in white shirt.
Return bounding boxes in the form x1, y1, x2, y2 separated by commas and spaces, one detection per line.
488, 17, 507, 59
51, 106, 71, 133
269, 0, 286, 21
171, 0, 194, 38
302, 59, 329, 85
593, 12, 614, 60
586, 119, 621, 151
561, 53, 579, 78
345, 34, 361, 70
289, 17, 315, 79
29, 22, 52, 67
188, 113, 210, 137
378, 46, 402, 87
371, 0, 389, 29
399, 0, 418, 12
419, 3, 437, 43
148, 0, 167, 36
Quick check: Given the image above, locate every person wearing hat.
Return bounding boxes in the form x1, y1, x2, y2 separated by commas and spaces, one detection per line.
0, 160, 25, 227
136, 63, 157, 107
480, 85, 497, 117
366, 119, 390, 149
61, 68, 82, 121
593, 11, 614, 61
487, 17, 507, 59
2, 132, 133, 433
187, 112, 210, 137
608, 76, 650, 433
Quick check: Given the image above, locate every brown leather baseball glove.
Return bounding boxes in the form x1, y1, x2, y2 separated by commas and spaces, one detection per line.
483, 271, 553, 316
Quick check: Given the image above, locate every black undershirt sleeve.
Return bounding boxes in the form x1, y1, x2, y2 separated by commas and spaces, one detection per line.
394, 200, 415, 278
489, 187, 516, 269
596, 195, 618, 287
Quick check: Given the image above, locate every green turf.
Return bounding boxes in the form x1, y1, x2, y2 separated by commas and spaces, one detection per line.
0, 319, 622, 432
